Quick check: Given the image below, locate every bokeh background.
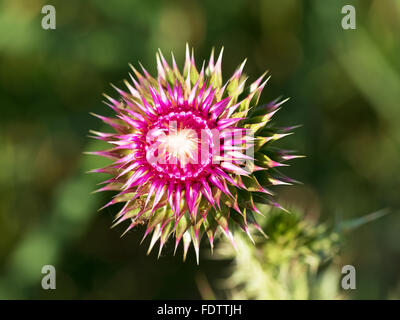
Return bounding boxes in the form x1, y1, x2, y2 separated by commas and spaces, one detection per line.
0, 0, 399, 299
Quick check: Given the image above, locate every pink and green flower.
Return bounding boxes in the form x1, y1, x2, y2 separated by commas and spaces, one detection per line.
89, 45, 299, 263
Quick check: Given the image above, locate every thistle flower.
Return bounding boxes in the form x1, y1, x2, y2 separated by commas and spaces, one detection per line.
209, 208, 343, 300
209, 207, 388, 299
89, 45, 299, 263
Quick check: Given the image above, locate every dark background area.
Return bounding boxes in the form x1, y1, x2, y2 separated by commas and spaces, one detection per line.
0, 0, 399, 299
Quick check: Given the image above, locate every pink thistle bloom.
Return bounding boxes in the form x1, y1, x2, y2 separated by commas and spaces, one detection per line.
89, 45, 300, 263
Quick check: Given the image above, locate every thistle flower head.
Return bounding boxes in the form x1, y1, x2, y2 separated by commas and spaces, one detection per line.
89, 45, 299, 263
213, 208, 342, 299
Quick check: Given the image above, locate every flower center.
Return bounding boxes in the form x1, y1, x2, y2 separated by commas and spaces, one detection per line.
145, 110, 214, 181
161, 128, 199, 165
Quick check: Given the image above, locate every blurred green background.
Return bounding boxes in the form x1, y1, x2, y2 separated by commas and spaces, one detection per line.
0, 0, 399, 299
